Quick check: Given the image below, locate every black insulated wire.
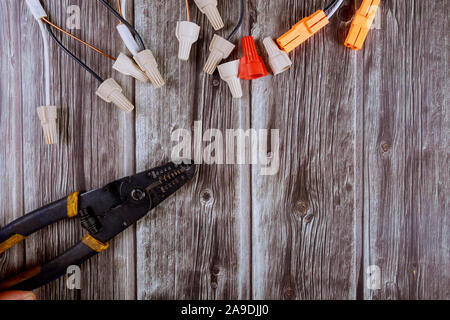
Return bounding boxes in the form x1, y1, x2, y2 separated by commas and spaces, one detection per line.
324, 0, 339, 12
46, 25, 104, 83
97, 0, 146, 51
227, 0, 244, 41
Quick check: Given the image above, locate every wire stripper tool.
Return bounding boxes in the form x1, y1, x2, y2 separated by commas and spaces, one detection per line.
0, 161, 197, 291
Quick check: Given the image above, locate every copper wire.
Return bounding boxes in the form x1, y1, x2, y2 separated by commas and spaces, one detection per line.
41, 17, 116, 61
185, 0, 190, 21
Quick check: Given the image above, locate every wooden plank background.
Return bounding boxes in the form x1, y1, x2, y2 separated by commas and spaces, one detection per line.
0, 0, 448, 300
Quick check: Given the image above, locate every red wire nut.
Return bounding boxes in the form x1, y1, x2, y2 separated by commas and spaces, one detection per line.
239, 36, 268, 80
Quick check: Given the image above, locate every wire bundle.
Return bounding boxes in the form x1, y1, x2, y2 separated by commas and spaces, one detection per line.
26, 0, 356, 144
40, 0, 146, 83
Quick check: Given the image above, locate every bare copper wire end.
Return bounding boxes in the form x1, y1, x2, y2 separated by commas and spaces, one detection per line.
41, 17, 116, 61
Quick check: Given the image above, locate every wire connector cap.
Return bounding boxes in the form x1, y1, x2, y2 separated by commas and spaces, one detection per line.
194, 0, 224, 31
96, 78, 134, 113
277, 10, 329, 53
134, 49, 165, 88
203, 34, 235, 75
218, 60, 243, 98
113, 53, 149, 83
36, 105, 58, 145
176, 21, 201, 61
344, 0, 380, 50
263, 37, 292, 75
239, 36, 268, 80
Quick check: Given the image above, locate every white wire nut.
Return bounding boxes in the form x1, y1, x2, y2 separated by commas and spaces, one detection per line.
133, 50, 165, 88
116, 24, 140, 56
263, 37, 292, 75
194, 0, 224, 30
203, 35, 235, 75
218, 60, 242, 98
25, 0, 47, 20
176, 21, 200, 61
96, 78, 134, 113
113, 53, 149, 83
36, 106, 58, 145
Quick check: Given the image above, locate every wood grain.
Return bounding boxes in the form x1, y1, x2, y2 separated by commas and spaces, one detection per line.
0, 0, 25, 286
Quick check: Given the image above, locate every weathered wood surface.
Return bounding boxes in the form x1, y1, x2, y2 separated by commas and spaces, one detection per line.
361, 0, 449, 300
0, 0, 448, 300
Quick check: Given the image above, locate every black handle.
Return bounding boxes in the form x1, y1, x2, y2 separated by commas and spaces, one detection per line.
0, 241, 98, 291
0, 193, 78, 254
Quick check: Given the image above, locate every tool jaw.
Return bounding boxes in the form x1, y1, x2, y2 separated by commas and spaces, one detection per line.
77, 161, 196, 242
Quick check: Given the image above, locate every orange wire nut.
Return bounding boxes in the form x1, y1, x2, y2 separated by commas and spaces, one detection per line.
277, 10, 329, 53
134, 50, 165, 88
239, 36, 268, 80
344, 0, 380, 50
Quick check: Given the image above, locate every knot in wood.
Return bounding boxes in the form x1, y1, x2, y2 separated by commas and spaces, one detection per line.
200, 188, 214, 205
